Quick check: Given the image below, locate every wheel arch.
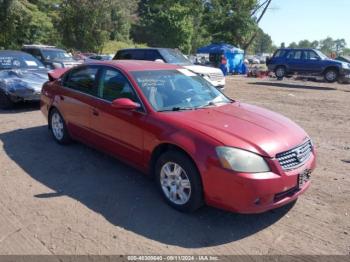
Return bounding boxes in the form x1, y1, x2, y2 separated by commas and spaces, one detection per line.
323, 66, 339, 74
149, 143, 201, 181
48, 106, 58, 130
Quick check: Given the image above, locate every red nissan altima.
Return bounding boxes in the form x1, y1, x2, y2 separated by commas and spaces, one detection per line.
40, 60, 316, 214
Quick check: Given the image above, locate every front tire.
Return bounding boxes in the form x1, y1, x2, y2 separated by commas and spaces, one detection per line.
324, 69, 338, 83
275, 66, 286, 80
49, 108, 71, 144
155, 151, 203, 212
0, 91, 14, 109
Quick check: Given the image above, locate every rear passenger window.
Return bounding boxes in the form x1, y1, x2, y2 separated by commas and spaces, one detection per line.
273, 50, 286, 58
287, 51, 303, 60
65, 66, 98, 95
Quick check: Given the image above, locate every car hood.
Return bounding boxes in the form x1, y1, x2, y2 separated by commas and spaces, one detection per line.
183, 65, 223, 75
0, 68, 49, 92
162, 102, 309, 157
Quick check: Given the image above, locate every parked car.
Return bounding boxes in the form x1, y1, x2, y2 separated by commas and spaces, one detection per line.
114, 48, 225, 89
85, 54, 113, 62
267, 48, 350, 82
0, 50, 48, 109
335, 55, 350, 63
22, 45, 81, 69
41, 60, 316, 214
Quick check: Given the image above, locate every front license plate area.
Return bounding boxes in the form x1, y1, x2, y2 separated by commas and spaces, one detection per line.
298, 169, 311, 189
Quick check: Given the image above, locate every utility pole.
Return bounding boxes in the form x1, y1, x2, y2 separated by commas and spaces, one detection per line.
243, 0, 272, 52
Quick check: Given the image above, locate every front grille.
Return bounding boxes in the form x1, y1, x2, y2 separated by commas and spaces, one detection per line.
276, 139, 313, 170
208, 73, 224, 81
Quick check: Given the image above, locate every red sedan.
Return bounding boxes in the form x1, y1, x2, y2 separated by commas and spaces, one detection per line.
41, 60, 316, 214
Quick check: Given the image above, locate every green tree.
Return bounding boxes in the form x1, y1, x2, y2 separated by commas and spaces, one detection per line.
204, 0, 258, 48
249, 28, 273, 53
0, 0, 54, 49
298, 39, 312, 48
288, 42, 298, 48
311, 40, 319, 49
59, 0, 107, 52
109, 0, 138, 42
132, 0, 195, 54
334, 39, 346, 54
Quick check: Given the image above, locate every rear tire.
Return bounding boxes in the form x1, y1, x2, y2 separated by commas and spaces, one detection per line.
49, 108, 72, 144
155, 150, 203, 212
0, 91, 14, 109
324, 69, 338, 83
274, 66, 286, 80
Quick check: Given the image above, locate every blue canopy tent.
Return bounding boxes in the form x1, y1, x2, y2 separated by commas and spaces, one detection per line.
197, 43, 245, 75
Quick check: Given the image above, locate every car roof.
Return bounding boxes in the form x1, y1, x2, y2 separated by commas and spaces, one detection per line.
22, 46, 65, 51
278, 48, 317, 51
117, 47, 172, 52
84, 60, 181, 71
0, 50, 35, 56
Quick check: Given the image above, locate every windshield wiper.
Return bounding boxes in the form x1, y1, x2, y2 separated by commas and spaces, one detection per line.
158, 106, 194, 112
195, 99, 235, 109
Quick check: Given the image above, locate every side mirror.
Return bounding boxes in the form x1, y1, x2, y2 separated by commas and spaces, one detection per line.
111, 98, 140, 110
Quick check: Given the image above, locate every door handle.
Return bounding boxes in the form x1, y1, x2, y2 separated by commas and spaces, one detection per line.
92, 108, 99, 116
59, 95, 64, 101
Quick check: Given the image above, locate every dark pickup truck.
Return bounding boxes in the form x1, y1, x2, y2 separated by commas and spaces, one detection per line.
267, 48, 350, 82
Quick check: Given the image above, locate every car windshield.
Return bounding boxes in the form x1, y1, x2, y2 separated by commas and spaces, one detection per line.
42, 49, 73, 60
132, 69, 231, 112
0, 53, 45, 70
315, 50, 328, 59
158, 49, 192, 65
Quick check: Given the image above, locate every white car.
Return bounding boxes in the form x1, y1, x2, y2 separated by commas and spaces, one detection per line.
183, 64, 225, 89
114, 48, 225, 89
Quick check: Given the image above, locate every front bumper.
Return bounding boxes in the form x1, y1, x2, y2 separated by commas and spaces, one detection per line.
8, 89, 41, 102
339, 68, 350, 81
203, 152, 316, 214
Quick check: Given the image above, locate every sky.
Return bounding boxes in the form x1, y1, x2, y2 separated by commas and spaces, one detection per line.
259, 0, 350, 47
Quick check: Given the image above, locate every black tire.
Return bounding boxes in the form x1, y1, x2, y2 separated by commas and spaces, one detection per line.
274, 66, 286, 80
49, 108, 72, 144
155, 150, 203, 212
0, 91, 14, 109
324, 68, 338, 83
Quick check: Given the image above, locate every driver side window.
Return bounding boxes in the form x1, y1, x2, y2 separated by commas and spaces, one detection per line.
98, 68, 138, 102
305, 51, 319, 60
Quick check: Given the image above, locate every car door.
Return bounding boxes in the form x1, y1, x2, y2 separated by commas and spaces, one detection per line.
286, 50, 303, 73
301, 50, 323, 74
89, 66, 146, 167
57, 65, 100, 141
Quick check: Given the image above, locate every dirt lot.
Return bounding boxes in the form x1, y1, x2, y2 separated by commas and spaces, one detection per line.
0, 77, 349, 255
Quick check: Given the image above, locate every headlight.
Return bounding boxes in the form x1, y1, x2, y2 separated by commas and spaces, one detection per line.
216, 147, 270, 173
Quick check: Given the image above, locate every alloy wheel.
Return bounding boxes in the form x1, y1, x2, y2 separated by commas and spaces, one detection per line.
51, 112, 64, 141
160, 162, 192, 205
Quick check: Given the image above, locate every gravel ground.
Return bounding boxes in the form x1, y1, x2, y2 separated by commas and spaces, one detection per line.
0, 77, 349, 255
